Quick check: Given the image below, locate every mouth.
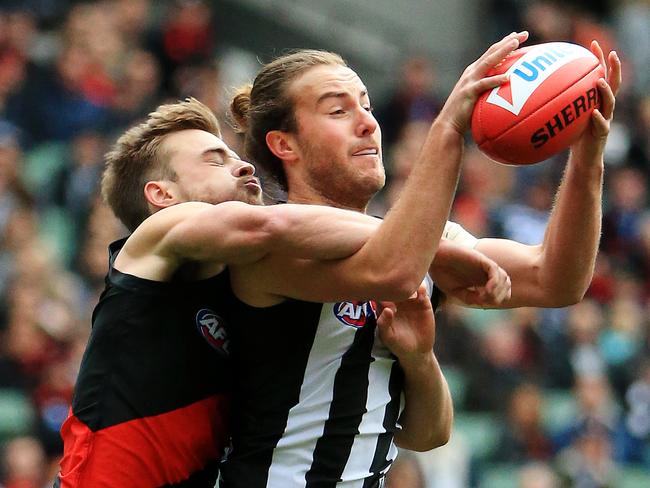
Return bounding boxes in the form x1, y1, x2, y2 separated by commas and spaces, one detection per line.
352, 147, 380, 157
243, 177, 261, 191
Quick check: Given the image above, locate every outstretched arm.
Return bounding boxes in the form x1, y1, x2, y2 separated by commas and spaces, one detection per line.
475, 44, 622, 308
377, 287, 452, 451
115, 201, 378, 281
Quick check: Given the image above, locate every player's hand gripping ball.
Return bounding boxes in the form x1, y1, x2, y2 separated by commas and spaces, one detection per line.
471, 42, 605, 165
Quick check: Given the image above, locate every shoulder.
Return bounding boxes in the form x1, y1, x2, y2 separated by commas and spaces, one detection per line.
114, 203, 220, 280
123, 203, 214, 258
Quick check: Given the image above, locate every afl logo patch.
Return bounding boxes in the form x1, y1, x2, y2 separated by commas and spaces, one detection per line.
196, 308, 230, 355
333, 300, 377, 328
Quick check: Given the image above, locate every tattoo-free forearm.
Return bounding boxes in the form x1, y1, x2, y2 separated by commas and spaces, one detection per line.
538, 149, 603, 305
394, 353, 453, 451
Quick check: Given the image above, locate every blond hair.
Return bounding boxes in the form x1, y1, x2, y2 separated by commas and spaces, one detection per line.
230, 50, 346, 193
102, 98, 221, 232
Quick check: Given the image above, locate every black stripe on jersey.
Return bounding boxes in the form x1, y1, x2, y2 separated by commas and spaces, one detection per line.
362, 473, 384, 488
362, 362, 404, 488
305, 320, 377, 487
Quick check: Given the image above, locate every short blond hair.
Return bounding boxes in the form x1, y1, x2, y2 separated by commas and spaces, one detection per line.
102, 98, 221, 232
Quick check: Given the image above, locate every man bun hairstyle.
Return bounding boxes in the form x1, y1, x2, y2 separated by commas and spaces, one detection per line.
230, 84, 253, 133
102, 97, 221, 232
229, 50, 346, 193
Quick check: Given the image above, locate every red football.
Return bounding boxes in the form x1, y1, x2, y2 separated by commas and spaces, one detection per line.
471, 42, 605, 165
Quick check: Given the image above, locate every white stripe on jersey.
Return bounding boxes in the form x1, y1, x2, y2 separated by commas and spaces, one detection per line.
265, 303, 358, 488
338, 334, 399, 487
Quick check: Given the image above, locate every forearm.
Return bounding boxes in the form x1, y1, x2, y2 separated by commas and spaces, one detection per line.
539, 149, 603, 304
346, 122, 463, 292
394, 353, 453, 451
265, 204, 381, 259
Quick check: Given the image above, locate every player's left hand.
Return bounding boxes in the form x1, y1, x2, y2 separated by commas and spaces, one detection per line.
429, 241, 512, 307
571, 41, 622, 160
376, 286, 435, 367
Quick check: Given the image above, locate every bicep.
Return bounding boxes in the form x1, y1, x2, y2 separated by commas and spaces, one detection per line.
160, 202, 272, 265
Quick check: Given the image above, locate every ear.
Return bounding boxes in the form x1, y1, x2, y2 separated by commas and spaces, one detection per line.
143, 180, 179, 210
266, 130, 299, 163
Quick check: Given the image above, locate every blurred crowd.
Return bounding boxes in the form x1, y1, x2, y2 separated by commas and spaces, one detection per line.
0, 1, 649, 487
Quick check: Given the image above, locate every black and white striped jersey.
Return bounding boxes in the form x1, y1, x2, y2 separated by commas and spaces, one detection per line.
219, 221, 476, 488
219, 280, 437, 488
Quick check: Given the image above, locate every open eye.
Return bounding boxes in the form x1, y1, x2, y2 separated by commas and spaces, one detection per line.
330, 108, 346, 115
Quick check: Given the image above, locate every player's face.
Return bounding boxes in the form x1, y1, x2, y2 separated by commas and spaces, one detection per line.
288, 64, 384, 209
161, 129, 263, 205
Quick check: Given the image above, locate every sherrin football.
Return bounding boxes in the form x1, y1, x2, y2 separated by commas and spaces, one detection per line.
471, 41, 605, 165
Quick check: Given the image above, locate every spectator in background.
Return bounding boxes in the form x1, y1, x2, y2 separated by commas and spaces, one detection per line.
108, 50, 162, 132
627, 93, 650, 172
518, 462, 560, 488
376, 55, 441, 149
465, 319, 526, 411
158, 0, 215, 95
0, 123, 34, 319
174, 61, 222, 115
74, 195, 124, 297
50, 131, 108, 254
381, 120, 430, 212
112, 0, 153, 47
523, 0, 616, 55
601, 167, 648, 265
633, 212, 650, 300
451, 146, 515, 238
626, 359, 650, 443
493, 383, 553, 463
0, 121, 30, 228
615, 0, 650, 97
566, 299, 607, 380
432, 305, 481, 375
495, 176, 554, 246
553, 373, 646, 465
0, 9, 32, 119
556, 419, 619, 488
10, 41, 108, 144
600, 295, 647, 397
0, 437, 48, 488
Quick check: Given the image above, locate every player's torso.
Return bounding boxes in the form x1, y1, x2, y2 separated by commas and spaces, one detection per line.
221, 297, 403, 488
58, 239, 233, 488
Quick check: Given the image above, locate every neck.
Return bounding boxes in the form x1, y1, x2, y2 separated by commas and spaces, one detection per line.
287, 186, 368, 213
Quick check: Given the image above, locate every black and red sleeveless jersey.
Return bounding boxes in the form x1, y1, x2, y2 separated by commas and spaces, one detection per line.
56, 238, 232, 487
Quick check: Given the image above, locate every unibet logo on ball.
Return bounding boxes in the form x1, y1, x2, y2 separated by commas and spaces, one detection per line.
471, 42, 604, 165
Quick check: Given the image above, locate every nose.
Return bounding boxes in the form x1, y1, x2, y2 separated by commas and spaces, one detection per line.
356, 107, 378, 138
233, 160, 256, 177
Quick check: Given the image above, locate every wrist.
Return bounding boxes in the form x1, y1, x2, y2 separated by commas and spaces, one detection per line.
399, 350, 438, 375
568, 148, 605, 177
432, 118, 466, 141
